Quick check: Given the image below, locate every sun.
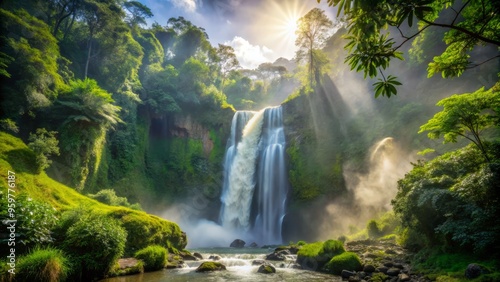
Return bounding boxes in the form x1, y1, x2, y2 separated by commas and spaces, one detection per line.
282, 14, 300, 39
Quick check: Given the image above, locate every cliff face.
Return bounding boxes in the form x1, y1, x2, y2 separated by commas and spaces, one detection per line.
281, 76, 351, 241
169, 114, 214, 157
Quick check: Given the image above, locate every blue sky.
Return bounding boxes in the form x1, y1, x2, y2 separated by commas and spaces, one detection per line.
138, 0, 337, 69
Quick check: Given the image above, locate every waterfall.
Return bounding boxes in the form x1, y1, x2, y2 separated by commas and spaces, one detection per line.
220, 106, 288, 245
253, 107, 287, 244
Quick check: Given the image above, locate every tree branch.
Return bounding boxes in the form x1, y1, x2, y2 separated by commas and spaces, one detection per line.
451, 0, 472, 25
393, 24, 431, 51
420, 18, 500, 46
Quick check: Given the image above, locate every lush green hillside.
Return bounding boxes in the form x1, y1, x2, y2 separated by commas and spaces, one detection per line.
0, 131, 187, 254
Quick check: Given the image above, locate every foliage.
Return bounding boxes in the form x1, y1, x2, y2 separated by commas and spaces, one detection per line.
320, 0, 500, 97
61, 212, 127, 280
87, 189, 141, 210
411, 249, 500, 281
367, 220, 382, 239
323, 251, 362, 275
419, 87, 500, 162
0, 8, 64, 118
0, 193, 57, 254
134, 245, 168, 271
392, 143, 500, 254
0, 119, 18, 134
28, 128, 60, 173
16, 246, 70, 282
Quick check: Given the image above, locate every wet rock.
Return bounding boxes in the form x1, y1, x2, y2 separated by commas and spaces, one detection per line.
252, 259, 266, 266
465, 263, 483, 279
209, 255, 222, 261
257, 264, 276, 274
266, 251, 287, 261
196, 262, 226, 272
341, 270, 356, 279
193, 252, 203, 260
230, 239, 246, 248
249, 242, 258, 248
386, 268, 400, 276
363, 265, 376, 273
364, 252, 379, 259
181, 253, 198, 261
290, 263, 302, 269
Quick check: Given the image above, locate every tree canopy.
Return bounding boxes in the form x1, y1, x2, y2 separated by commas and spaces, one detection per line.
320, 0, 500, 97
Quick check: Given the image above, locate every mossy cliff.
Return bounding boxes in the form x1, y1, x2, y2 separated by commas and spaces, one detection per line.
46, 104, 234, 211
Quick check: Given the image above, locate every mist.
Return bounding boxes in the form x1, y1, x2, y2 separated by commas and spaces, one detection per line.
320, 137, 415, 238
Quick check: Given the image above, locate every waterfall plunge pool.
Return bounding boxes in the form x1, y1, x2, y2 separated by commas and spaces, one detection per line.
100, 247, 340, 282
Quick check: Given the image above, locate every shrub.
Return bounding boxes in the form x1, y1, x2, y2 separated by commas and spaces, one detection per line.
61, 213, 127, 281
87, 189, 142, 210
134, 245, 167, 271
367, 220, 381, 239
320, 240, 345, 257
0, 193, 57, 254
16, 246, 70, 282
323, 251, 362, 275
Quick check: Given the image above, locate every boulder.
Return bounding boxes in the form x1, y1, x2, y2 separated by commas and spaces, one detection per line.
398, 273, 411, 281
257, 264, 276, 274
209, 255, 222, 261
195, 262, 226, 272
363, 264, 376, 273
465, 263, 483, 279
181, 253, 198, 261
376, 266, 389, 274
266, 251, 287, 261
252, 259, 266, 266
193, 252, 203, 260
386, 268, 400, 276
249, 242, 259, 248
230, 239, 246, 248
341, 270, 356, 279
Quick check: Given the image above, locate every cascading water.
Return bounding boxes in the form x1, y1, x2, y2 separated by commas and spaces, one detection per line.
219, 106, 288, 245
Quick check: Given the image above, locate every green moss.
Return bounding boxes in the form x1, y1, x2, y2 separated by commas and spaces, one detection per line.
323, 251, 362, 275
297, 240, 346, 270
134, 245, 168, 271
108, 260, 144, 277
109, 208, 187, 254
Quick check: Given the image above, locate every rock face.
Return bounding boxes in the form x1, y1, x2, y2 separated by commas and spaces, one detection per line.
230, 239, 246, 248
257, 264, 276, 274
170, 114, 214, 156
196, 262, 227, 272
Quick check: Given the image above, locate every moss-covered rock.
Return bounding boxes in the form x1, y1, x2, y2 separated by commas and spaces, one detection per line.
323, 251, 362, 275
257, 264, 276, 274
296, 240, 346, 270
195, 262, 227, 272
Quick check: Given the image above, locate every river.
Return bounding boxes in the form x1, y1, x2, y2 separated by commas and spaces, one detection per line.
101, 247, 341, 282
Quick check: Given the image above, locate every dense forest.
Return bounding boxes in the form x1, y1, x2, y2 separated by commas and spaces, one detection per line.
0, 0, 499, 281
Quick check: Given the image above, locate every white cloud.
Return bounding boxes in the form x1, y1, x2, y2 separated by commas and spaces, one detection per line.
225, 36, 274, 69
169, 0, 198, 13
